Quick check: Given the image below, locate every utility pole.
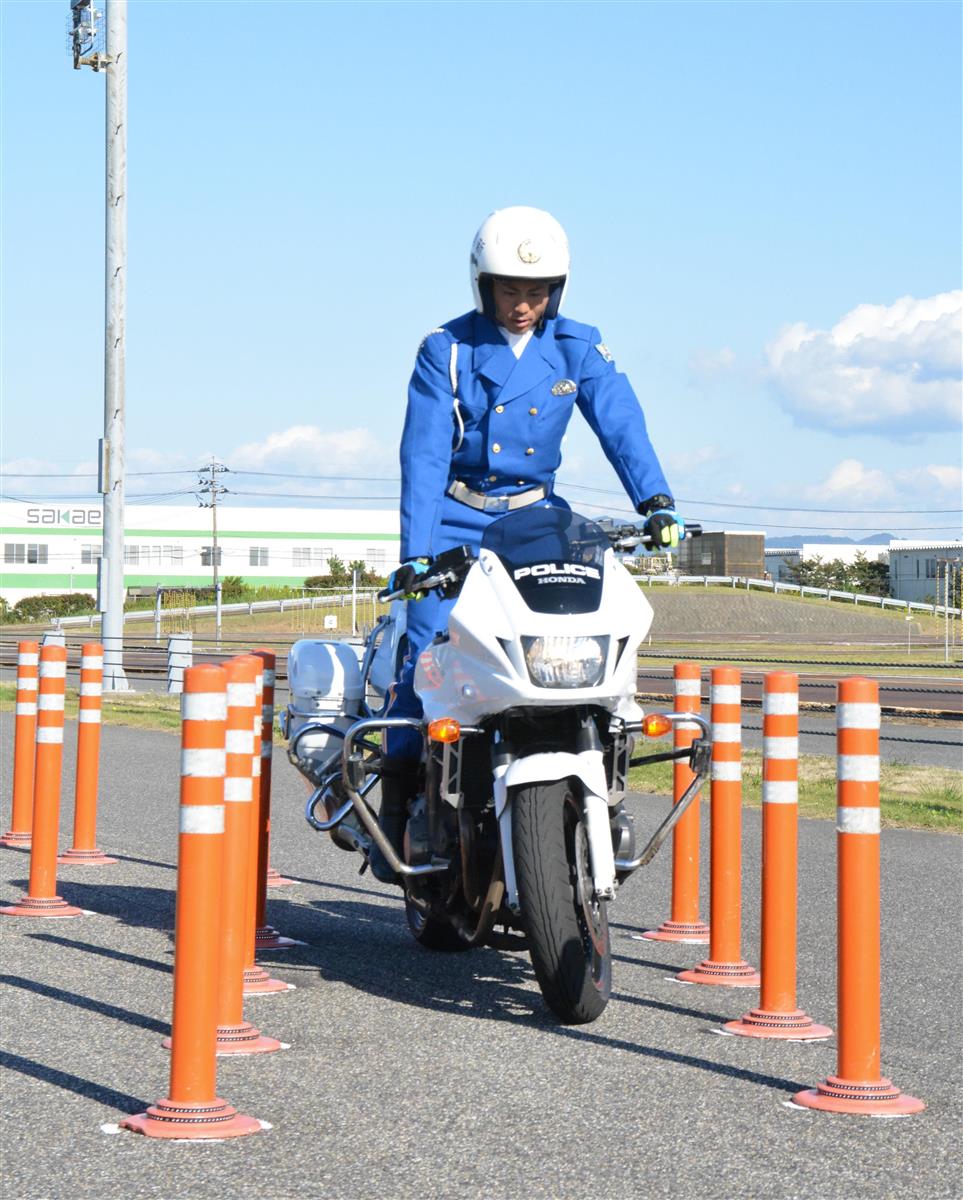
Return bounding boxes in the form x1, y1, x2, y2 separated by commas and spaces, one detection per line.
197, 460, 228, 643
71, 0, 129, 690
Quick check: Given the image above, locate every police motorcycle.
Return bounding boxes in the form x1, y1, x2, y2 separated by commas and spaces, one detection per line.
282, 505, 708, 1025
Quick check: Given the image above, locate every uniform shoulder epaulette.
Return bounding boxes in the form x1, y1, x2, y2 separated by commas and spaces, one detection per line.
417, 326, 452, 354
554, 316, 597, 341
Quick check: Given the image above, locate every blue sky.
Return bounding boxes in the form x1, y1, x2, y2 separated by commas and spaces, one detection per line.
2, 0, 961, 542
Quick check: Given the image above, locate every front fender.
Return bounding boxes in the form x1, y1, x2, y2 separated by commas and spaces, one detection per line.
502, 749, 616, 898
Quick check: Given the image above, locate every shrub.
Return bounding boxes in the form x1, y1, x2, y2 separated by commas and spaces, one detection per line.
11, 593, 97, 623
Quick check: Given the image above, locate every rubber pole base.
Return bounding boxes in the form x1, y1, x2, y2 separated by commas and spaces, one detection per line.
161, 1022, 283, 1056
58, 848, 118, 867
677, 959, 760, 987
0, 832, 31, 849
640, 919, 710, 944
243, 965, 294, 995
1, 895, 83, 918
725, 1008, 832, 1040
255, 925, 299, 949
265, 868, 295, 887
793, 1076, 925, 1115
121, 1097, 262, 1140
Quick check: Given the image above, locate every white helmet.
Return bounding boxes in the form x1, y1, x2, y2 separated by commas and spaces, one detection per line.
470, 206, 570, 321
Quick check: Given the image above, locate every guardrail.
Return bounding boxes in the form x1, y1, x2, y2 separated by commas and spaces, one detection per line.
634, 574, 961, 617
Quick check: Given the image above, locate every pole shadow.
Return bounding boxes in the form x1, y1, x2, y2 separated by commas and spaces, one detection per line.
0, 1050, 146, 1114
25, 933, 172, 974
1, 975, 168, 1035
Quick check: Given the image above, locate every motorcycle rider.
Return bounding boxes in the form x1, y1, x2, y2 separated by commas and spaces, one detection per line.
371, 205, 683, 883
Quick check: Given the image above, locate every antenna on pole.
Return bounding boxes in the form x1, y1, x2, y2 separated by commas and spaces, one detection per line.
197, 460, 229, 644
71, 0, 129, 691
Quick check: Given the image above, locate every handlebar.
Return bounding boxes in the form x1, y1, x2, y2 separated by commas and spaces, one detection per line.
379, 522, 704, 601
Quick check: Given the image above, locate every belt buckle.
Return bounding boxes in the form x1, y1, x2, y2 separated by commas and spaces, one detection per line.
483, 494, 510, 513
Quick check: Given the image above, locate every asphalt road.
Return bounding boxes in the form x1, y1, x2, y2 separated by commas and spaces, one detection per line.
1, 715, 961, 1200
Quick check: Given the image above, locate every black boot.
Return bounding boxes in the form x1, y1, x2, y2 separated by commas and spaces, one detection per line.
368, 758, 418, 885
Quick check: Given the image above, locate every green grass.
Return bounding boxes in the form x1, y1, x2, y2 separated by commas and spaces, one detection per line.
628, 750, 962, 833
3, 684, 957, 833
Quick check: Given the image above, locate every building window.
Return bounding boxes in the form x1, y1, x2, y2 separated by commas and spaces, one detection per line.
80, 543, 101, 564
27, 544, 48, 564
200, 546, 223, 567
925, 559, 937, 578
701, 552, 712, 567
4, 543, 25, 563
292, 546, 330, 568
365, 548, 386, 570
249, 547, 269, 566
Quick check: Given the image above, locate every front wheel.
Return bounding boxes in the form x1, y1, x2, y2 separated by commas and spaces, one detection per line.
512, 781, 611, 1024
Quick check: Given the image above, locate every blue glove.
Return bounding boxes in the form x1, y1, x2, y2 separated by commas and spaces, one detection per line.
638, 495, 685, 549
388, 558, 431, 599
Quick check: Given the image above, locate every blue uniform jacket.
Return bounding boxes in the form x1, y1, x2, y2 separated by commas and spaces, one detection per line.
399, 310, 672, 560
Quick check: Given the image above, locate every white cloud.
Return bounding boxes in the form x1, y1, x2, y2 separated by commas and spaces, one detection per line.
227, 425, 398, 498
806, 457, 963, 506
688, 347, 736, 379
663, 445, 720, 473
766, 291, 962, 435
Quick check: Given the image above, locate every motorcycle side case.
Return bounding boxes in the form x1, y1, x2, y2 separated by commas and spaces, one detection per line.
286, 639, 365, 784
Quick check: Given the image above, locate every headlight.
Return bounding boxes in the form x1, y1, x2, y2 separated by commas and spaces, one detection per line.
522, 635, 609, 689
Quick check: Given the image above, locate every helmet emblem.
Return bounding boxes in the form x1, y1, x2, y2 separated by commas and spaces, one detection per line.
517, 240, 541, 265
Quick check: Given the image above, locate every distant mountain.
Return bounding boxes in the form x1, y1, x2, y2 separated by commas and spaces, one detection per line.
765, 533, 900, 549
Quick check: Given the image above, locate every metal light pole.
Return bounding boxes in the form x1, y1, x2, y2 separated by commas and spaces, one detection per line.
197, 459, 228, 644
71, 0, 129, 690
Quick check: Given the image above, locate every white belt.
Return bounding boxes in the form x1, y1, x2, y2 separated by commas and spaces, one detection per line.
447, 480, 547, 513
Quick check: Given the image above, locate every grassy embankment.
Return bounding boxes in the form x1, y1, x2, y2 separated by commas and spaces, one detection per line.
0, 683, 958, 833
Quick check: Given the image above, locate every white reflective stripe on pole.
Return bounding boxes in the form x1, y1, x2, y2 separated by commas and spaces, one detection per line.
181, 749, 226, 777
675, 678, 700, 696
836, 807, 881, 834
763, 692, 798, 716
180, 806, 225, 835
711, 685, 740, 705
182, 693, 227, 722
15, 703, 37, 716
40, 661, 67, 679
78, 710, 102, 724
763, 736, 798, 759
711, 723, 741, 743
18, 652, 39, 666
38, 695, 66, 711
762, 780, 797, 804
711, 760, 742, 781
838, 756, 881, 782
837, 703, 881, 730
37, 728, 64, 744
80, 683, 103, 697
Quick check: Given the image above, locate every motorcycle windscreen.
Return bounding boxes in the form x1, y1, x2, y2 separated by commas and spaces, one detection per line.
481, 505, 608, 614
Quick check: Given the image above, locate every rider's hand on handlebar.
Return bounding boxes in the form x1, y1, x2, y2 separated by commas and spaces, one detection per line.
387, 558, 431, 600
638, 495, 685, 549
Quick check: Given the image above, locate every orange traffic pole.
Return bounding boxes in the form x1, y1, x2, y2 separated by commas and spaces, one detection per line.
122, 664, 262, 1140
59, 643, 116, 867
1, 641, 40, 848
214, 656, 282, 1054
679, 668, 759, 985
643, 662, 710, 943
795, 679, 924, 1114
252, 648, 298, 950
727, 672, 830, 1039
1, 645, 81, 918
243, 660, 293, 996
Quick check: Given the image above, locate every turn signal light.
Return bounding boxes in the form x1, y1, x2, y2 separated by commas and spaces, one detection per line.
428, 717, 461, 743
642, 713, 672, 738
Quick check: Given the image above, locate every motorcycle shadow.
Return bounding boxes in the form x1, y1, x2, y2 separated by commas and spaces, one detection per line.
288, 895, 555, 1027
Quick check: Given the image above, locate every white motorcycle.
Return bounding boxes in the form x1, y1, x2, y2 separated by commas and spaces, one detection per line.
282, 506, 708, 1024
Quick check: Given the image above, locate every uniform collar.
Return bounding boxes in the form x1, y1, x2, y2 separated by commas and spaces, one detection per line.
472, 314, 560, 398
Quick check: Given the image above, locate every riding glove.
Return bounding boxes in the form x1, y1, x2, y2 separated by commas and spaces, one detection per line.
638, 495, 684, 549
388, 558, 431, 599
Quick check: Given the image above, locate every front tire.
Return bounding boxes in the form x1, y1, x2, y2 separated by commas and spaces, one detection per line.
512, 781, 611, 1024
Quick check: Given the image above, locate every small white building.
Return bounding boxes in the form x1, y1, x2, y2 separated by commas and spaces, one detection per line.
888, 540, 963, 604
764, 543, 888, 583
0, 500, 400, 604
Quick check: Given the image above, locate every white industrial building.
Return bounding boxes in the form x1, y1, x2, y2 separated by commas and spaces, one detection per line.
764, 543, 889, 583
0, 500, 400, 604
888, 540, 963, 604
